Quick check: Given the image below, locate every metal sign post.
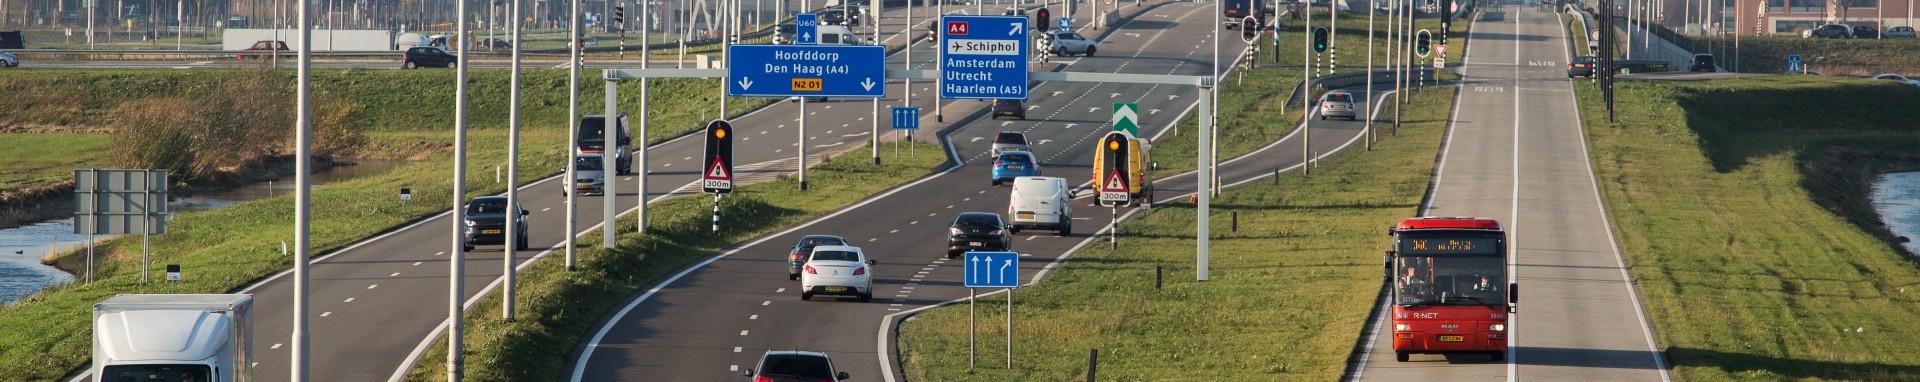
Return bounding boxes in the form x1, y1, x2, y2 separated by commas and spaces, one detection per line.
166, 264, 181, 293
891, 106, 921, 159
964, 251, 1018, 369
74, 169, 169, 283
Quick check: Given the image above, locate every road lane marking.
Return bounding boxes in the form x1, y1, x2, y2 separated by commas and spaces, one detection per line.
344, 298, 355, 303
750, 315, 759, 320
272, 343, 283, 350
740, 330, 750, 336
368, 284, 378, 289
776, 288, 785, 293
735, 347, 743, 353
762, 301, 771, 306
390, 272, 401, 277
412, 262, 422, 266
321, 312, 332, 317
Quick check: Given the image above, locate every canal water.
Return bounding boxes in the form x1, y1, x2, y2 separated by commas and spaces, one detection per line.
1871, 171, 1920, 256
0, 160, 405, 305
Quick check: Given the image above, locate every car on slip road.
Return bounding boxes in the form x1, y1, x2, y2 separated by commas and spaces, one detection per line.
1566, 55, 1596, 78
786, 235, 848, 280
1318, 90, 1357, 120
462, 196, 528, 251
947, 212, 1012, 258
743, 351, 850, 381
799, 245, 875, 302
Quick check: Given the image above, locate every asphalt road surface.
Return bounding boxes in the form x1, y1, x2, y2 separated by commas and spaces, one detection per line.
562, 2, 1398, 380
1347, 6, 1670, 382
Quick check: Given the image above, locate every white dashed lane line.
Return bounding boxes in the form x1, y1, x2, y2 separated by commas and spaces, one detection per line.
344, 298, 355, 303
367, 284, 378, 289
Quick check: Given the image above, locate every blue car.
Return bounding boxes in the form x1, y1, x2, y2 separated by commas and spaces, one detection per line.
991, 151, 1040, 186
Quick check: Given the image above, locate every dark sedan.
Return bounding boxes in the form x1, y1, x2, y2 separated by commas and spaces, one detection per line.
1567, 55, 1596, 78
786, 235, 848, 280
462, 196, 528, 251
947, 212, 1012, 259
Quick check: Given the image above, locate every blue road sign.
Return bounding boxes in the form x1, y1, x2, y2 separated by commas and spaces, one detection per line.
964, 251, 1020, 288
1787, 54, 1802, 72
939, 15, 1029, 100
1059, 18, 1071, 30
727, 44, 888, 98
891, 106, 921, 130
796, 13, 819, 45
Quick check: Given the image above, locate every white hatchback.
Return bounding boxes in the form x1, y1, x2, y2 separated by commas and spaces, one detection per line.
800, 245, 875, 302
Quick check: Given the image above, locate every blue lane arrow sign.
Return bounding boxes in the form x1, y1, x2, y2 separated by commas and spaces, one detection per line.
939, 15, 1029, 100
727, 44, 888, 98
1059, 17, 1071, 30
796, 13, 818, 45
963, 251, 1020, 288
891, 106, 921, 130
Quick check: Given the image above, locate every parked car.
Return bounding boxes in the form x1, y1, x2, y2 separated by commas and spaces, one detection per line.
1868, 74, 1920, 87
1047, 31, 1098, 56
820, 9, 858, 26
786, 235, 848, 280
991, 151, 1041, 186
1007, 176, 1072, 235
568, 154, 607, 195
947, 212, 1012, 258
798, 245, 874, 301
743, 351, 850, 381
1805, 24, 1852, 38
1886, 26, 1918, 38
1688, 53, 1716, 72
461, 196, 529, 251
0, 51, 17, 68
991, 99, 1026, 120
1851, 25, 1879, 39
1567, 55, 1596, 78
237, 40, 289, 60
991, 131, 1031, 154
1318, 90, 1357, 120
403, 46, 457, 69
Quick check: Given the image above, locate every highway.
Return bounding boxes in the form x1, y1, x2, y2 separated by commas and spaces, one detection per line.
1347, 6, 1670, 382
561, 2, 1397, 380
77, 4, 1028, 382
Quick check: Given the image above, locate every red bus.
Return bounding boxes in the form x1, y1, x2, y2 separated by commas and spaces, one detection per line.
1386, 217, 1515, 362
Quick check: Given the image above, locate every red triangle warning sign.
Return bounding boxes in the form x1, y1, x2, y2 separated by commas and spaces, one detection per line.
706, 157, 731, 180
1102, 170, 1128, 192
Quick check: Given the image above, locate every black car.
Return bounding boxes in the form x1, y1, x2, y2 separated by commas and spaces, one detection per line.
1566, 55, 1597, 78
947, 212, 1012, 258
1807, 24, 1851, 38
820, 9, 858, 26
1688, 54, 1716, 72
743, 351, 848, 382
786, 235, 848, 280
402, 46, 456, 69
991, 99, 1026, 120
462, 196, 528, 251
1851, 25, 1879, 39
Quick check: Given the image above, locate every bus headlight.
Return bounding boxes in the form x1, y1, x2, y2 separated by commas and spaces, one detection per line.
1395, 324, 1410, 331
1490, 324, 1506, 331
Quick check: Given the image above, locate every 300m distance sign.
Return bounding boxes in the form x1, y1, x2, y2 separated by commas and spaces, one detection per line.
703, 120, 735, 194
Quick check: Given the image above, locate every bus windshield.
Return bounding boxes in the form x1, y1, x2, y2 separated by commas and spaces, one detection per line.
1394, 255, 1505, 307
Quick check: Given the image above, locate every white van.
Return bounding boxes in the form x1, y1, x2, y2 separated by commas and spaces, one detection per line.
817, 25, 864, 45
1008, 176, 1072, 235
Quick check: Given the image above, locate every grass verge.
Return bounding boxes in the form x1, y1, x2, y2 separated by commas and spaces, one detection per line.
0, 133, 110, 195
1573, 74, 1920, 380
898, 87, 1457, 380
401, 141, 947, 381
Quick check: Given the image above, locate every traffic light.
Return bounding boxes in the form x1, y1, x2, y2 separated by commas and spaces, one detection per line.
1098, 132, 1131, 206
613, 6, 624, 25
1241, 17, 1259, 42
702, 119, 735, 194
1036, 8, 1052, 32
1415, 29, 1432, 57
1311, 26, 1329, 53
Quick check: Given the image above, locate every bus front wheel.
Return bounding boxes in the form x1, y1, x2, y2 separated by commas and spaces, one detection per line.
1490, 351, 1505, 362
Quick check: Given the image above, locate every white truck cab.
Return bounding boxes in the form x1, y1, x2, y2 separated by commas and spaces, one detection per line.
93, 294, 253, 382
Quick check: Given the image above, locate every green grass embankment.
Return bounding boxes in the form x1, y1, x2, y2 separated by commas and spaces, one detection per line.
0, 69, 779, 380
1573, 75, 1920, 381
1616, 19, 1920, 76
404, 142, 948, 381
0, 133, 110, 195
1151, 11, 1469, 181
898, 87, 1457, 380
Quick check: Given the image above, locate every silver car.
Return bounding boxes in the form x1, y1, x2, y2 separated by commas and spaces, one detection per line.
1047, 31, 1098, 56
1318, 91, 1357, 120
0, 51, 17, 68
1887, 26, 1918, 38
568, 154, 607, 195
991, 131, 1030, 154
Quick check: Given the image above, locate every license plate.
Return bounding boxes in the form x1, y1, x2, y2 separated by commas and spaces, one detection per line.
970, 242, 983, 246
1438, 335, 1464, 342
1009, 165, 1022, 170
482, 229, 501, 234
825, 286, 848, 292
1017, 213, 1035, 219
